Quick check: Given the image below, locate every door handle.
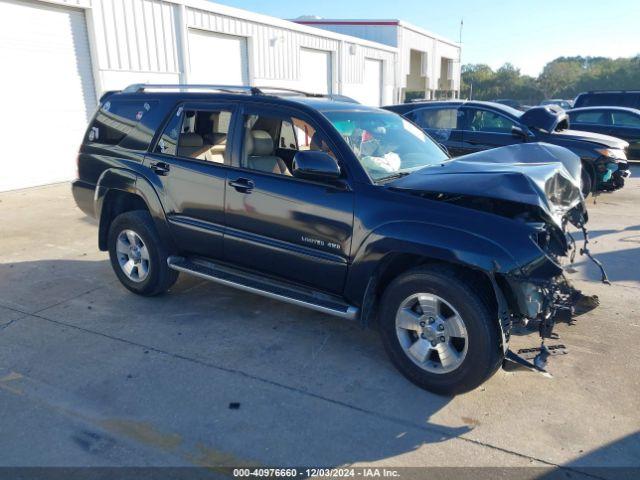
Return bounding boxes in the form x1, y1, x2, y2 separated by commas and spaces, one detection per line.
150, 161, 170, 176
229, 177, 254, 192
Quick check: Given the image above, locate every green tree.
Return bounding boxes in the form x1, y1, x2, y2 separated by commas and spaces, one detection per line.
460, 55, 640, 104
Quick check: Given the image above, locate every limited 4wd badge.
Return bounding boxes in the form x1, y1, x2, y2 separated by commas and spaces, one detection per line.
301, 236, 340, 250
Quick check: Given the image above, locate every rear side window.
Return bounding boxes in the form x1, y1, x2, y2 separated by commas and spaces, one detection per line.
155, 107, 232, 164
410, 108, 459, 130
85, 99, 159, 151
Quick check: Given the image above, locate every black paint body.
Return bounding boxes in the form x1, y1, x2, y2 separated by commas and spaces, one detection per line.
73, 91, 580, 322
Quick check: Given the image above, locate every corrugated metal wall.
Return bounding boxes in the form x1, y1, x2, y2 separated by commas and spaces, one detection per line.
86, 0, 397, 102
92, 0, 180, 73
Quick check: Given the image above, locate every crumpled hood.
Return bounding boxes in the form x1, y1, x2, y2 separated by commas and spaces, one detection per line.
520, 105, 568, 133
553, 129, 629, 150
389, 143, 584, 227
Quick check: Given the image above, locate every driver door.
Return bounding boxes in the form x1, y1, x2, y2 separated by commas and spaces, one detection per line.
223, 105, 354, 294
459, 107, 524, 155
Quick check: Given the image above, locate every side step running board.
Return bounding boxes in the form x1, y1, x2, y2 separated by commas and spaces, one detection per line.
167, 256, 359, 320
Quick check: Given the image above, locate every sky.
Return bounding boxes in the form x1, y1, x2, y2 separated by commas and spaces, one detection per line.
211, 0, 639, 77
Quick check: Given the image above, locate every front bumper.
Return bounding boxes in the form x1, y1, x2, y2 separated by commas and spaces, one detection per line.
596, 157, 630, 190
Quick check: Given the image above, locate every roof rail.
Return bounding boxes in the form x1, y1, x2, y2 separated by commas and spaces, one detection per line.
254, 86, 324, 97
122, 84, 264, 95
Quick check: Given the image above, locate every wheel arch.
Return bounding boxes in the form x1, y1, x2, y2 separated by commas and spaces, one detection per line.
348, 223, 518, 335
95, 169, 174, 252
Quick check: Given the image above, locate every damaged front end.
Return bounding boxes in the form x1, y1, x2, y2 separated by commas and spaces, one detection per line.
390, 143, 609, 373
493, 174, 606, 372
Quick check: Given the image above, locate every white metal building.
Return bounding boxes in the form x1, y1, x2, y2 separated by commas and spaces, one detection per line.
0, 0, 398, 191
293, 19, 461, 102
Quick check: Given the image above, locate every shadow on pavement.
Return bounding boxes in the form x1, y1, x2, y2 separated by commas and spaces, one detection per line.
0, 258, 473, 467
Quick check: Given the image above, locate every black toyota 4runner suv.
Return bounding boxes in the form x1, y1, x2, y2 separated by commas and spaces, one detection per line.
73, 84, 601, 395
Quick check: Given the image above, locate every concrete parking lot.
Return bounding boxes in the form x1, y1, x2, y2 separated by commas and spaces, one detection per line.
1, 168, 639, 476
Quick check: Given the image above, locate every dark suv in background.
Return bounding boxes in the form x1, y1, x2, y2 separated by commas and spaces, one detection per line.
574, 90, 640, 109
384, 100, 631, 195
73, 84, 599, 394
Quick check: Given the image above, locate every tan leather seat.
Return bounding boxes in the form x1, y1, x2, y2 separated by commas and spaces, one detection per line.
177, 132, 227, 163
201, 133, 227, 163
177, 133, 210, 159
245, 130, 291, 175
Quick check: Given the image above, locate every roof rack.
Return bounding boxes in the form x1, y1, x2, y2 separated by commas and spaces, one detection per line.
122, 84, 264, 95
122, 83, 326, 98
254, 86, 324, 97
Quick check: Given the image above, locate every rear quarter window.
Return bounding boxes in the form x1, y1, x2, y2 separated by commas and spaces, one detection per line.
85, 99, 159, 151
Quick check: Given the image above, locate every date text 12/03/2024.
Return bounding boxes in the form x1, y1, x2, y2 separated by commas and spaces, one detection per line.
233, 468, 401, 478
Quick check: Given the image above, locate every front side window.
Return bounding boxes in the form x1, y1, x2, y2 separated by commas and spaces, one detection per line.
324, 110, 449, 182
572, 111, 606, 125
155, 107, 231, 163
466, 109, 516, 133
611, 111, 640, 127
241, 113, 335, 176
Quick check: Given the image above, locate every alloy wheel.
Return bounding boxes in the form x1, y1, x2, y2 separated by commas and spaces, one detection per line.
115, 229, 150, 283
395, 293, 468, 374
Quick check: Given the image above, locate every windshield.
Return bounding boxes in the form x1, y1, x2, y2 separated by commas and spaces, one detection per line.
324, 110, 449, 181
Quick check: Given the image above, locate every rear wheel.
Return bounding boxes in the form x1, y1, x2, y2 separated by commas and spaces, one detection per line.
108, 210, 178, 296
378, 266, 503, 395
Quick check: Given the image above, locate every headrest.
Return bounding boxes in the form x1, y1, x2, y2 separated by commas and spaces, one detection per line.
248, 130, 274, 156
178, 132, 203, 148
310, 133, 323, 151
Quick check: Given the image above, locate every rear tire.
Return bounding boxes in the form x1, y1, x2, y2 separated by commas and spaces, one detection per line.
108, 210, 178, 296
378, 265, 503, 395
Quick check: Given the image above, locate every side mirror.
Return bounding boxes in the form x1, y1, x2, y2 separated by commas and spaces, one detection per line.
511, 125, 528, 139
292, 150, 341, 181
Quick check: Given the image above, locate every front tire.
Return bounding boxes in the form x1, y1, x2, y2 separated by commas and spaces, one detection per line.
108, 210, 178, 296
581, 166, 593, 198
378, 266, 503, 395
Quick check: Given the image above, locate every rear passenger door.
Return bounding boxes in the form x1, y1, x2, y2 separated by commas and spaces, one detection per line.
405, 106, 466, 157
146, 102, 239, 259
223, 104, 354, 294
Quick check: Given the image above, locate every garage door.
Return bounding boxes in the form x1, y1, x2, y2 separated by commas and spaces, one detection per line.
362, 58, 383, 106
300, 48, 332, 95
188, 29, 249, 85
0, 0, 96, 191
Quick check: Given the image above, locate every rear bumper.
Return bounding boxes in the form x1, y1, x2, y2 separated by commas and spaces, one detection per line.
71, 179, 96, 218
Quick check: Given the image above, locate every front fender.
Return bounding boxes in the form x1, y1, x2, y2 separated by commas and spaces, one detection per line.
344, 221, 519, 304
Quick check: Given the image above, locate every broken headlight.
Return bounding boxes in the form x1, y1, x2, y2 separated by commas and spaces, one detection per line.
595, 148, 627, 160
